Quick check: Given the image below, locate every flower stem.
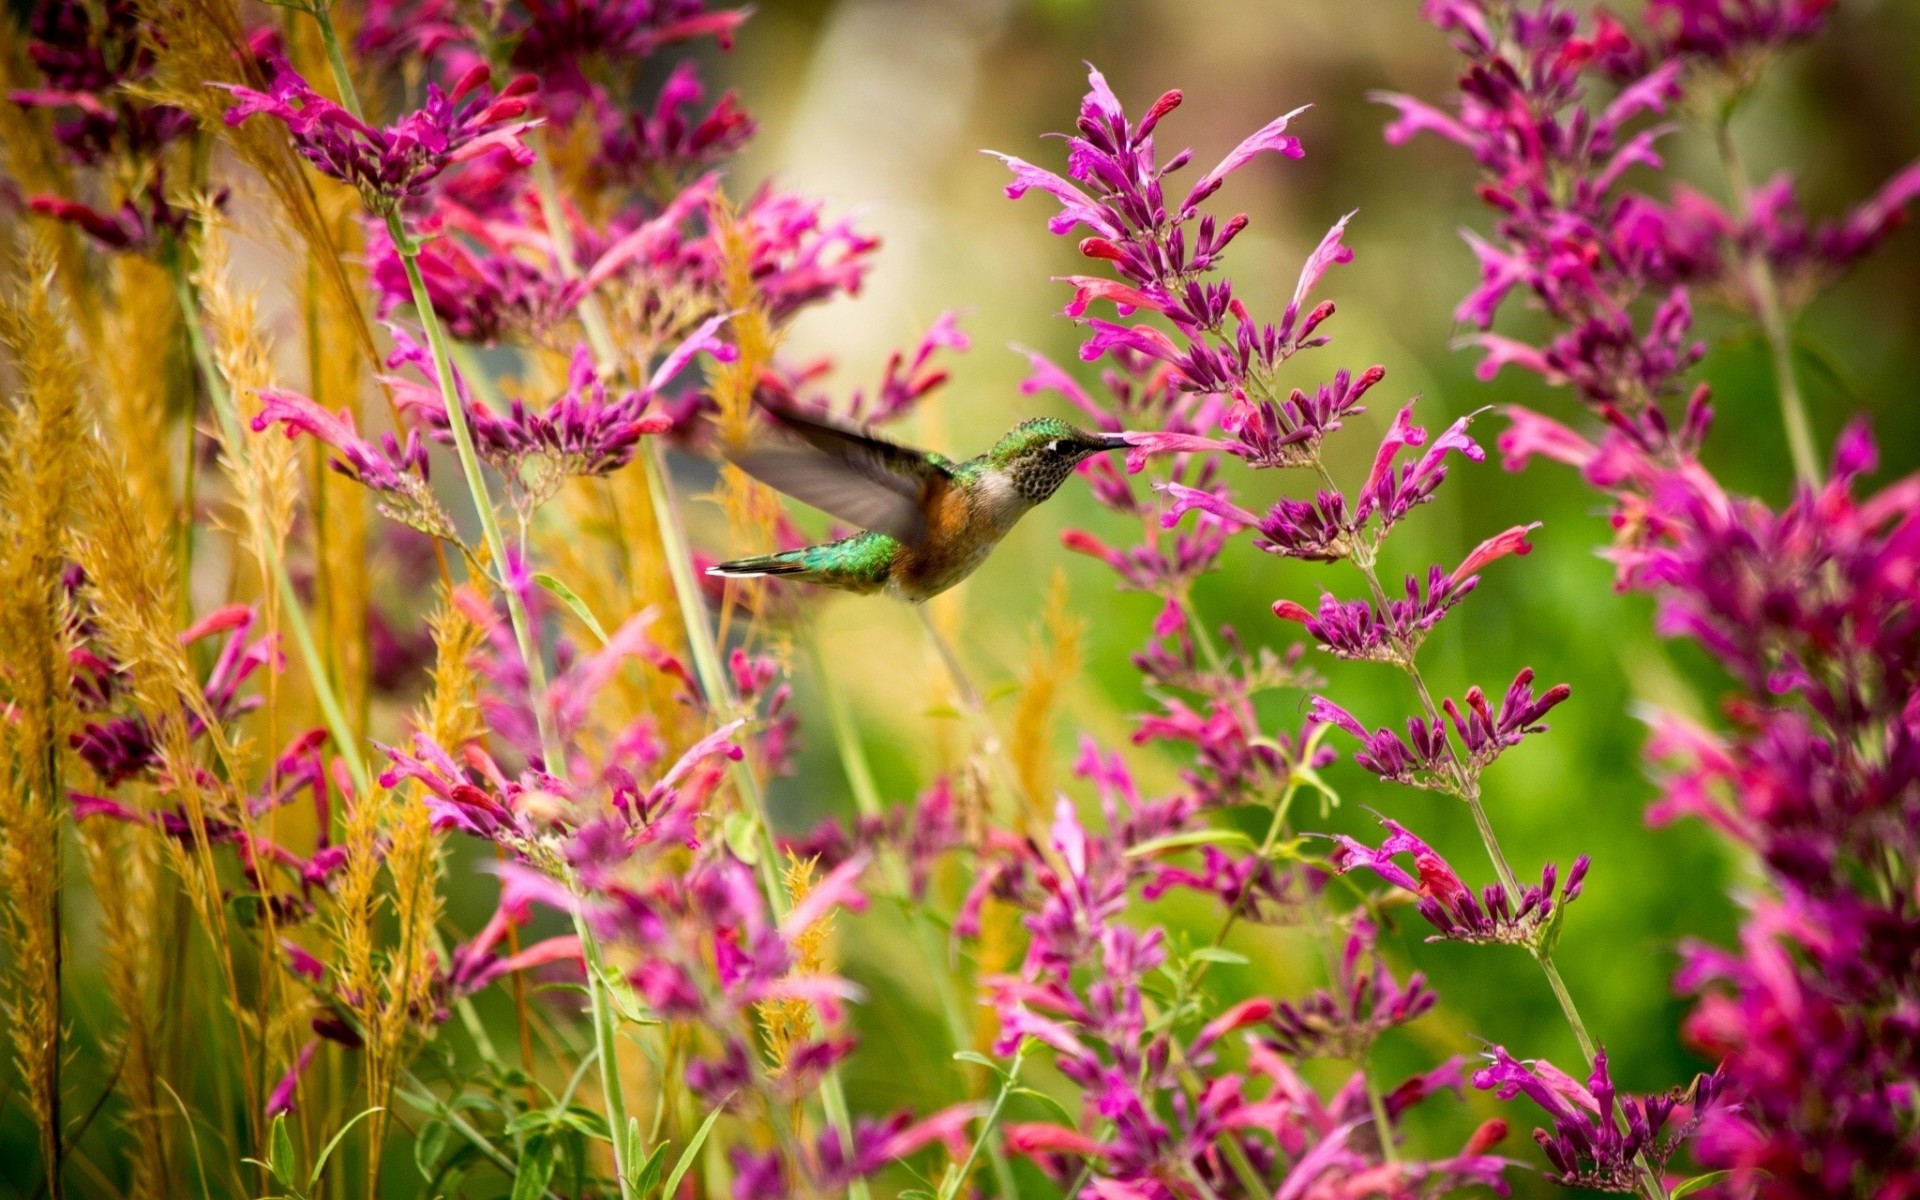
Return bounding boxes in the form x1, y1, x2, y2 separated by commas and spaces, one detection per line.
1362, 1066, 1399, 1165
387, 229, 566, 772
310, 5, 366, 123
1714, 114, 1821, 489
939, 1038, 1029, 1200
808, 638, 1022, 1200
168, 260, 372, 796
518, 119, 871, 1198
572, 907, 638, 1200
1342, 537, 1662, 1199
300, 18, 637, 1191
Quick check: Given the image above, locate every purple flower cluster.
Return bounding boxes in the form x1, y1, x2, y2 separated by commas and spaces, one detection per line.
67, 603, 359, 914
999, 64, 1643, 1198
9, 0, 192, 165
10, 0, 211, 255
1393, 3, 1920, 1194
998, 66, 1353, 427
1380, 1, 1919, 419
220, 57, 539, 217
251, 390, 453, 539
382, 321, 726, 509
1266, 917, 1437, 1061
1474, 1046, 1720, 1193
980, 786, 1510, 1198
70, 604, 276, 785
1328, 817, 1589, 949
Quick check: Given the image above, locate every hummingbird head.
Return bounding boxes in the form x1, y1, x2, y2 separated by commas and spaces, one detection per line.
987, 417, 1130, 505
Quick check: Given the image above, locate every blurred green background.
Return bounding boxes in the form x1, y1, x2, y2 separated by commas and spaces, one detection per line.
693, 0, 1920, 1192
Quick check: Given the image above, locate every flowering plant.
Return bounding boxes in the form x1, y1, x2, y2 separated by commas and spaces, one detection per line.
1, 2, 1915, 1199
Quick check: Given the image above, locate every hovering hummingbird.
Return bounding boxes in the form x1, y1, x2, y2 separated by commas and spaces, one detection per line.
708, 406, 1131, 603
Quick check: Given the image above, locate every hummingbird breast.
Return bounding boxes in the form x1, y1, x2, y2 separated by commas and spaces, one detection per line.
887, 471, 1028, 603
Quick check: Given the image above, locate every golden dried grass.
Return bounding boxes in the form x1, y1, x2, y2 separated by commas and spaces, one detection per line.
0, 242, 86, 1199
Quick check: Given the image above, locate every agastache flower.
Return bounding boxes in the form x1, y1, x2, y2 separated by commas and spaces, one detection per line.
74, 728, 348, 906
72, 605, 278, 785
250, 391, 454, 540
1327, 816, 1590, 950
11, 0, 193, 164
995, 65, 1356, 407
596, 60, 754, 183
1473, 1045, 1721, 1193
1263, 917, 1437, 1061
375, 316, 727, 514
220, 57, 538, 216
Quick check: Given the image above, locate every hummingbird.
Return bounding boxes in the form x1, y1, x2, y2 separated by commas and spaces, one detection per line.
708, 405, 1131, 603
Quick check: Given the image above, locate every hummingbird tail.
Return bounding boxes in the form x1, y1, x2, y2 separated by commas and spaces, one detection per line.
706, 551, 812, 579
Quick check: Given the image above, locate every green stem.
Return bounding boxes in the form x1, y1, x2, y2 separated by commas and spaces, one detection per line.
517, 115, 869, 1198
311, 7, 365, 123
640, 446, 785, 905
938, 1039, 1029, 1200
169, 260, 372, 796
572, 908, 639, 1200
529, 145, 620, 368
387, 228, 566, 774
1363, 1075, 1398, 1167
301, 20, 639, 1193
1339, 529, 1661, 1199
1714, 115, 1821, 488
1174, 588, 1226, 675
809, 639, 1021, 1200
640, 445, 874, 1194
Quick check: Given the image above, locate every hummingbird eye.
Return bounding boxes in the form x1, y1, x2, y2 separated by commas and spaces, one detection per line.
1045, 439, 1064, 455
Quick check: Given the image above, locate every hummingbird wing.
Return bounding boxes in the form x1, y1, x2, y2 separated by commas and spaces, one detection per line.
729, 405, 952, 547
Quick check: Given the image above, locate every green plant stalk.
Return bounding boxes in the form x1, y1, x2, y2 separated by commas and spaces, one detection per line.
169, 262, 372, 796
513, 131, 870, 1193
809, 639, 1022, 1200
572, 907, 638, 1200
302, 16, 639, 1192
305, 13, 561, 776
939, 1039, 1029, 1200
386, 232, 566, 772
636, 449, 870, 1200
1339, 522, 1663, 1200
1714, 114, 1821, 489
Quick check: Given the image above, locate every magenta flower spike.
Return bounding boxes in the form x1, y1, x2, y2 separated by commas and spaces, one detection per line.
1327, 815, 1589, 948
1473, 1045, 1723, 1193
220, 57, 539, 218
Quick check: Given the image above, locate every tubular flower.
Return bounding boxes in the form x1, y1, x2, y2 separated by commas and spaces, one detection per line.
220, 57, 538, 216
1327, 816, 1589, 949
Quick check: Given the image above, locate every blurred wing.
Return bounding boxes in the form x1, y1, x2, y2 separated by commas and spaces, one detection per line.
730, 407, 950, 547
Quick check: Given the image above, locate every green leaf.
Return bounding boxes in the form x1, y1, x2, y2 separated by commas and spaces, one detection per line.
629, 1140, 668, 1196
1261, 836, 1313, 864
414, 1121, 451, 1181
1011, 1086, 1077, 1127
661, 1103, 726, 1197
1671, 1171, 1739, 1198
1535, 897, 1569, 959
721, 811, 761, 866
510, 1135, 556, 1200
309, 1106, 383, 1191
534, 572, 612, 645
1187, 947, 1250, 966
1123, 828, 1254, 858
269, 1113, 298, 1189
951, 1050, 1004, 1076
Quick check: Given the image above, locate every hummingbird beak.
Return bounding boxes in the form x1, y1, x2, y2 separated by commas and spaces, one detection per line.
1090, 431, 1133, 451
